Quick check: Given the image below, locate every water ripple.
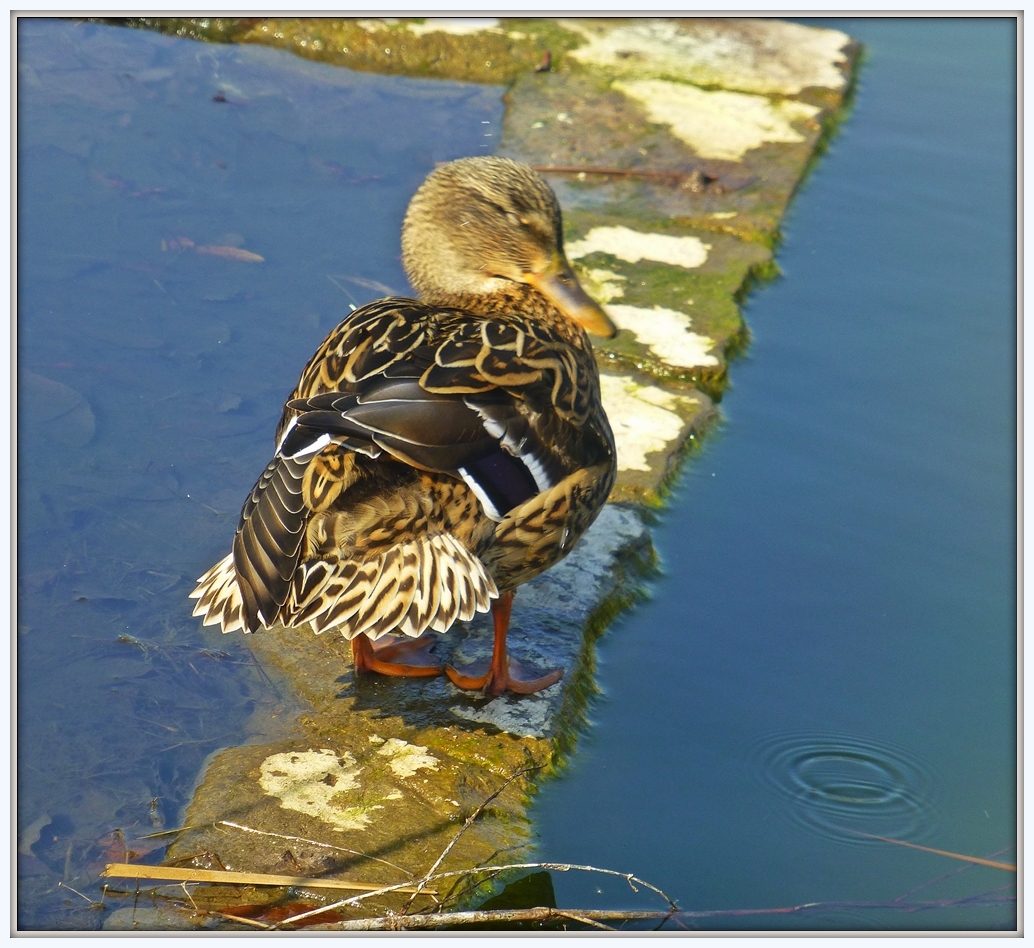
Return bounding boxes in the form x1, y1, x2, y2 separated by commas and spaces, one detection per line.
750, 731, 939, 845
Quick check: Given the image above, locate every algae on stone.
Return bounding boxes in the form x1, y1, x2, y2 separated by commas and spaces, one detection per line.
562, 18, 853, 96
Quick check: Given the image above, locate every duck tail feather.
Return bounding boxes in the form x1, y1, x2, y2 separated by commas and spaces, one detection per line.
190, 553, 247, 634
288, 532, 496, 640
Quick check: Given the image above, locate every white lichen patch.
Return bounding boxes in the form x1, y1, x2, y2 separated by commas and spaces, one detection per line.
567, 226, 710, 269
259, 749, 379, 832
375, 738, 439, 778
355, 18, 399, 31
599, 375, 698, 472
613, 80, 821, 162
406, 18, 500, 36
579, 267, 627, 303
450, 691, 557, 737
563, 19, 850, 95
607, 304, 719, 369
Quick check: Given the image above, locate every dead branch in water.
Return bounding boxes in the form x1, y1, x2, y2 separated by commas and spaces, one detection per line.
97, 764, 1013, 932
260, 893, 1016, 932
311, 907, 667, 930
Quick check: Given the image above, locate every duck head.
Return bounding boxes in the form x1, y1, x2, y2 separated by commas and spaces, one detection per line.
401, 156, 617, 338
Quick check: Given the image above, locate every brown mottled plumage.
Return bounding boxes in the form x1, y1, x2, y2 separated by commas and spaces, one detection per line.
191, 156, 617, 695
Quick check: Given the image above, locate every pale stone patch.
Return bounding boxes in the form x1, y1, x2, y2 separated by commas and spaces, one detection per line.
567, 226, 710, 269
580, 267, 627, 303
563, 19, 850, 95
259, 749, 379, 832
613, 80, 821, 161
376, 738, 439, 778
451, 689, 557, 735
406, 18, 500, 36
607, 303, 719, 368
600, 374, 697, 472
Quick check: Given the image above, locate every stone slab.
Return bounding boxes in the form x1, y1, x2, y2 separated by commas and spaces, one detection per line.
103, 16, 859, 927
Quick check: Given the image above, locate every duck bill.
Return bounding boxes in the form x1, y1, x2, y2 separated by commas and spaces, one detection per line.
528, 260, 618, 338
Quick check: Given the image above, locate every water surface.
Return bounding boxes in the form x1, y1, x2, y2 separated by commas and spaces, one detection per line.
531, 17, 1016, 930
17, 19, 503, 929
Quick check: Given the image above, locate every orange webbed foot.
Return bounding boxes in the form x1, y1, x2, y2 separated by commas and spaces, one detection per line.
352, 633, 444, 678
445, 657, 563, 696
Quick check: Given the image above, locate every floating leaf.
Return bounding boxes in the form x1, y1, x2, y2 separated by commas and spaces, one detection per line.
195, 245, 264, 263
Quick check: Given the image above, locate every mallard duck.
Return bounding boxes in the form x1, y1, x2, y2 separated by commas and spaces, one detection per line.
190, 156, 617, 695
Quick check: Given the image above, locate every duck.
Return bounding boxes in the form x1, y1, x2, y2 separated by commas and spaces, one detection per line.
190, 156, 617, 696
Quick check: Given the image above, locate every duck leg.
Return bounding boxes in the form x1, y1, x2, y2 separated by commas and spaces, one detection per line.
351, 633, 444, 678
446, 591, 564, 696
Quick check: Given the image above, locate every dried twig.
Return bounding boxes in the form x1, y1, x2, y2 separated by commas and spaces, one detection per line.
532, 164, 693, 181
401, 765, 541, 915
894, 845, 1016, 902
98, 872, 1014, 931
410, 860, 679, 912
432, 159, 706, 183
279, 894, 1015, 931
100, 863, 434, 895
205, 909, 274, 930
137, 824, 205, 840
839, 830, 1016, 871
56, 881, 103, 908
555, 910, 618, 931
271, 859, 677, 931
311, 907, 668, 931
216, 820, 413, 878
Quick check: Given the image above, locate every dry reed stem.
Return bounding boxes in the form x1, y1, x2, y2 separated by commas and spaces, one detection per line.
840, 830, 1016, 871
100, 863, 434, 894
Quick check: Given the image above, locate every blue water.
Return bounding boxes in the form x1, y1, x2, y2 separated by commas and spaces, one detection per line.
17, 17, 1016, 931
532, 17, 1016, 930
16, 20, 503, 929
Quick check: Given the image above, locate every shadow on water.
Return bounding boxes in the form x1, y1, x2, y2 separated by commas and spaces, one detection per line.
17, 18, 504, 929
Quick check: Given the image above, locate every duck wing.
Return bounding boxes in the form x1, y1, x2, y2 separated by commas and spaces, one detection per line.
198, 298, 612, 635
286, 297, 610, 498
286, 376, 571, 521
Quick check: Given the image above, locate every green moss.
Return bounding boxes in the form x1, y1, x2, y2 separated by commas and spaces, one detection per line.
787, 42, 863, 210
96, 17, 589, 87
651, 407, 722, 502
574, 255, 755, 398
